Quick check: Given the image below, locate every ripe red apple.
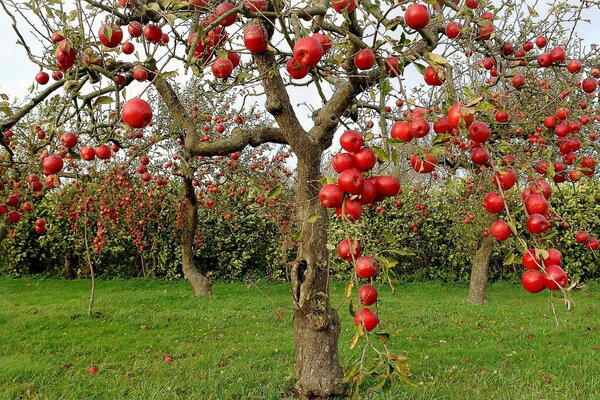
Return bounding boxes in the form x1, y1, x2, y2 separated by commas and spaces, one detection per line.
410, 152, 436, 174
95, 145, 111, 160
543, 264, 567, 290
581, 77, 597, 93
524, 194, 548, 215
312, 33, 332, 53
164, 355, 173, 363
354, 308, 378, 331
471, 146, 489, 165
358, 285, 378, 306
133, 68, 149, 82
118, 0, 138, 7
522, 249, 541, 269
409, 117, 430, 138
511, 74, 525, 88
245, 0, 268, 12
482, 192, 504, 214
80, 146, 96, 161
354, 48, 376, 70
59, 132, 78, 148
244, 23, 268, 54
128, 22, 143, 37
122, 98, 152, 128
335, 198, 362, 221
337, 239, 361, 261
465, 0, 478, 8
215, 2, 237, 26
384, 57, 400, 77
339, 130, 363, 152
535, 36, 547, 48
121, 41, 135, 54
424, 66, 444, 86
88, 366, 98, 374
319, 184, 344, 208
584, 237, 599, 250
537, 53, 552, 67
526, 213, 550, 234
211, 57, 234, 79
373, 176, 400, 198
575, 230, 589, 243
353, 148, 376, 171
7, 211, 21, 224
293, 37, 324, 68
445, 22, 461, 38
331, 0, 356, 13
6, 195, 19, 207
545, 248, 562, 266
390, 121, 412, 142
331, 152, 354, 173
338, 168, 364, 194
354, 256, 378, 278
492, 169, 517, 190
286, 58, 310, 79
404, 4, 430, 30
521, 270, 546, 293
98, 24, 123, 48
550, 46, 566, 63
35, 72, 49, 85
567, 60, 582, 74
144, 24, 163, 44
42, 155, 64, 175
358, 179, 377, 204
490, 221, 511, 241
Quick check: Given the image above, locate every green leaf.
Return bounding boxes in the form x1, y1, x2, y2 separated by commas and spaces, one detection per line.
267, 185, 282, 200
413, 63, 426, 75
527, 5, 539, 17
93, 96, 114, 106
371, 147, 389, 162
344, 280, 354, 298
503, 252, 515, 265
307, 213, 321, 223
427, 53, 448, 65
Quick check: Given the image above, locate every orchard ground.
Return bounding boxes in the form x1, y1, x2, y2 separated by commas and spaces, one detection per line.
1, 278, 599, 399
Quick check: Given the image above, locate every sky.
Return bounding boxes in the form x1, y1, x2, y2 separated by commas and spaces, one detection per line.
1, 2, 599, 121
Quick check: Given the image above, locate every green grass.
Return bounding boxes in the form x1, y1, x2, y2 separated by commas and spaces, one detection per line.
0, 277, 599, 399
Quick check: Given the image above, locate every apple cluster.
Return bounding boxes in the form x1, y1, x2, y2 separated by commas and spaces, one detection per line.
319, 130, 401, 332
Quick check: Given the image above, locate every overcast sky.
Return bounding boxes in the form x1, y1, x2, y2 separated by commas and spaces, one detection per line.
1, 2, 598, 116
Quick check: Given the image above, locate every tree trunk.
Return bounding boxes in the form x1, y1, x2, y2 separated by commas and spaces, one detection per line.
181, 176, 212, 297
291, 150, 344, 399
468, 235, 494, 304
64, 251, 76, 279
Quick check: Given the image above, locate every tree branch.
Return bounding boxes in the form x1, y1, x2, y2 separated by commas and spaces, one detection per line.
0, 79, 66, 133
187, 126, 288, 156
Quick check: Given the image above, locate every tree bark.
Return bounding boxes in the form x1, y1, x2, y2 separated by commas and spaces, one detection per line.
291, 149, 344, 399
468, 235, 494, 304
181, 176, 211, 297
64, 251, 76, 279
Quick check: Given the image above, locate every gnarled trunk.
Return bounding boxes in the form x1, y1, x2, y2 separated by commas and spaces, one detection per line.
181, 176, 211, 297
291, 150, 344, 399
468, 235, 494, 304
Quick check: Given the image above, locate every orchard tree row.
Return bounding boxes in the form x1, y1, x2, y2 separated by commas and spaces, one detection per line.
1, 0, 599, 397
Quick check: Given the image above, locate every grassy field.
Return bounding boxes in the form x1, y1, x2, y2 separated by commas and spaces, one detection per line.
0, 277, 599, 400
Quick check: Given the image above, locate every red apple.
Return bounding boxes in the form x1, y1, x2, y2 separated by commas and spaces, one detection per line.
122, 98, 153, 128
337, 239, 361, 261
521, 270, 546, 293
404, 4, 430, 30
358, 285, 378, 306
319, 184, 344, 208
354, 256, 378, 278
354, 308, 379, 332
98, 24, 123, 48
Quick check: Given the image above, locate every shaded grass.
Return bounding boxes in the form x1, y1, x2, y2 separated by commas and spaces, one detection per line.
0, 277, 599, 399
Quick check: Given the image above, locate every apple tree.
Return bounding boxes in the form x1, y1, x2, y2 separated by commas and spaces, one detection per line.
1, 0, 599, 397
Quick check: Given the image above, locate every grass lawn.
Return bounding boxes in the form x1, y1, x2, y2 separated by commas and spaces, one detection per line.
0, 277, 599, 399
